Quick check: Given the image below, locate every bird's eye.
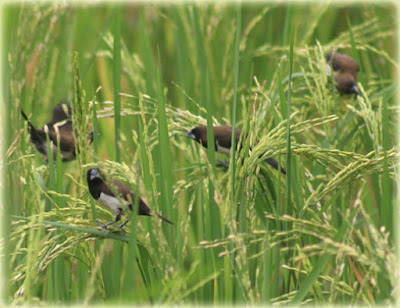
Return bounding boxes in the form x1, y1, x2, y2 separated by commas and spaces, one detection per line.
332, 63, 341, 71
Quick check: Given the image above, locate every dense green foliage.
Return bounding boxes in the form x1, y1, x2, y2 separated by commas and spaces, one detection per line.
2, 2, 398, 305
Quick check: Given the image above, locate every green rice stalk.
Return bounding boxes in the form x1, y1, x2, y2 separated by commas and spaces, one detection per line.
113, 6, 121, 162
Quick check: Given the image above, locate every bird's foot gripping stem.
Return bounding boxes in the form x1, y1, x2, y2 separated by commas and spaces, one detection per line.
216, 159, 230, 169
117, 220, 129, 234
96, 219, 128, 234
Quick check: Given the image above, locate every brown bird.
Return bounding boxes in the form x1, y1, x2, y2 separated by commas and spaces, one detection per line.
325, 52, 360, 97
185, 125, 286, 175
87, 168, 174, 231
21, 100, 92, 162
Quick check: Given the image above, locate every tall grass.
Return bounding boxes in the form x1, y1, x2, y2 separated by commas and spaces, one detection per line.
2, 2, 398, 305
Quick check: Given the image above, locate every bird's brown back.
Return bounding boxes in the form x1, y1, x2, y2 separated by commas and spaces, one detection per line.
329, 52, 359, 75
326, 52, 359, 95
47, 102, 79, 156
196, 125, 242, 149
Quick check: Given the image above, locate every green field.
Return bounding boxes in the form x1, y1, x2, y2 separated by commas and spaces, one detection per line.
2, 2, 398, 305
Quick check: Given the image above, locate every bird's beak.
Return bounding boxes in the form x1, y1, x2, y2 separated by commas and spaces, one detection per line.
350, 85, 359, 98
185, 131, 196, 140
90, 169, 98, 181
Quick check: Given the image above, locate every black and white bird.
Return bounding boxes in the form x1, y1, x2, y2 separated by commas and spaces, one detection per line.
21, 100, 92, 162
325, 52, 360, 97
87, 168, 174, 231
185, 125, 286, 175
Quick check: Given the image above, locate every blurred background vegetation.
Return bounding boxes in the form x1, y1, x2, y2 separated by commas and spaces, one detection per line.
2, 1, 398, 305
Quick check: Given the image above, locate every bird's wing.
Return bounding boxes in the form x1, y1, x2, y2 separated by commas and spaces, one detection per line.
213, 126, 233, 149
44, 127, 75, 153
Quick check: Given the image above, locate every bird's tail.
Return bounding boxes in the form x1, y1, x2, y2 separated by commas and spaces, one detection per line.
21, 109, 35, 131
155, 213, 174, 225
264, 157, 286, 175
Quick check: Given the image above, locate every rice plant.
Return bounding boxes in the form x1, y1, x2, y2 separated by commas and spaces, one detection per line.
2, 2, 398, 305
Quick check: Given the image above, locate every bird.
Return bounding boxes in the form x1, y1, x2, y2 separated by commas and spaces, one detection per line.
21, 100, 92, 162
325, 52, 360, 97
86, 167, 174, 231
185, 125, 286, 175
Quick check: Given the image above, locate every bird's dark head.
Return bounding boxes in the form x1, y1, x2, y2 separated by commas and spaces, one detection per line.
185, 126, 204, 144
336, 74, 359, 97
325, 52, 333, 63
87, 168, 105, 183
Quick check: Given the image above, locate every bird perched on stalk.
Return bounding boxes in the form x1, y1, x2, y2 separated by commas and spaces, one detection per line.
185, 125, 286, 175
87, 168, 174, 232
325, 52, 360, 97
21, 100, 93, 162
